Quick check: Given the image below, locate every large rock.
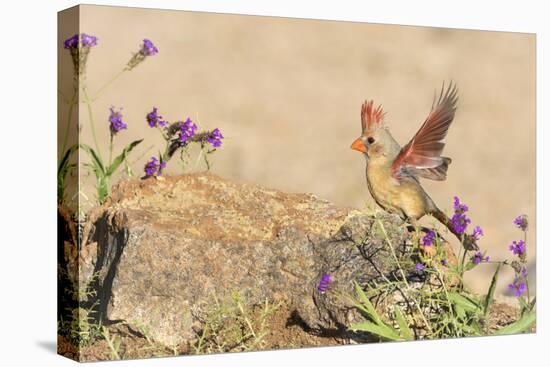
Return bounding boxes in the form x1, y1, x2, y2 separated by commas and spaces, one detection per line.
82, 173, 427, 346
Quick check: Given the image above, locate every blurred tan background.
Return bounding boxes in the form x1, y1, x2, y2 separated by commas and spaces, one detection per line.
60, 5, 536, 297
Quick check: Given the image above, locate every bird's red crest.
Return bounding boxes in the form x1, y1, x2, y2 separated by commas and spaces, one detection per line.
361, 100, 385, 132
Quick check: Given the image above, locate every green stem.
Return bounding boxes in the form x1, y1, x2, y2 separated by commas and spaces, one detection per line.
98, 175, 110, 204
131, 144, 155, 165
523, 230, 531, 308
156, 126, 172, 163
82, 86, 103, 161
434, 267, 460, 337
108, 133, 114, 167
458, 233, 467, 285
92, 68, 127, 101
460, 250, 468, 270
375, 216, 433, 334
194, 146, 204, 170
157, 125, 169, 141
60, 89, 78, 158
376, 218, 409, 287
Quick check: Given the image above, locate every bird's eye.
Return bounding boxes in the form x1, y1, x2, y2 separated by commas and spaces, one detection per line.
367, 137, 375, 144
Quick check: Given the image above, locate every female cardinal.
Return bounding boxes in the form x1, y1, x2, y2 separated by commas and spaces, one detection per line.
351, 82, 476, 250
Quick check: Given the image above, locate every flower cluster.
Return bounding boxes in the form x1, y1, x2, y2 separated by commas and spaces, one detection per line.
144, 106, 225, 175
63, 34, 79, 49
207, 128, 224, 148
422, 230, 435, 247
451, 196, 471, 234
81, 33, 98, 47
471, 251, 489, 265
63, 33, 98, 49
514, 215, 528, 231
508, 277, 527, 297
472, 226, 483, 241
450, 196, 484, 251
140, 39, 159, 56
508, 215, 529, 298
127, 39, 159, 70
144, 157, 166, 177
317, 273, 333, 293
146, 107, 167, 128
415, 263, 426, 272
179, 118, 198, 143
509, 240, 526, 256
63, 33, 98, 76
109, 107, 127, 134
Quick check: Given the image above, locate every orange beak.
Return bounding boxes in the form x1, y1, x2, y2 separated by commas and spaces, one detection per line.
351, 138, 367, 153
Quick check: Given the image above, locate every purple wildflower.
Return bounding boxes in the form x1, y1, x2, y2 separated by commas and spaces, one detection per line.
146, 107, 167, 128
509, 240, 526, 256
207, 128, 224, 148
317, 273, 333, 293
126, 39, 158, 70
521, 267, 528, 278
514, 215, 528, 231
472, 226, 484, 241
64, 34, 79, 49
109, 107, 127, 134
81, 33, 98, 47
454, 196, 469, 213
441, 259, 448, 267
415, 263, 426, 272
508, 280, 527, 297
471, 251, 489, 265
422, 230, 435, 247
450, 196, 471, 235
140, 39, 158, 56
451, 214, 470, 235
179, 117, 197, 143
144, 157, 166, 177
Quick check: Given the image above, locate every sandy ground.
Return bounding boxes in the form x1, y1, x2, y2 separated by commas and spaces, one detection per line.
58, 5, 535, 297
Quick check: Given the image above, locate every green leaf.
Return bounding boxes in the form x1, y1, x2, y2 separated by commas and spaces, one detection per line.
469, 320, 483, 335
57, 144, 78, 177
448, 292, 480, 314
518, 296, 529, 311
106, 139, 143, 176
393, 306, 414, 341
494, 312, 536, 335
96, 175, 110, 204
352, 282, 383, 325
125, 163, 133, 178
81, 143, 112, 203
529, 296, 537, 311
57, 144, 78, 202
484, 263, 502, 316
80, 143, 105, 175
455, 304, 466, 320
461, 323, 482, 336
350, 321, 401, 341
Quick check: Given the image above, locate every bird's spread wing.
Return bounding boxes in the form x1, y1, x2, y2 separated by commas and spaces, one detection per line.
391, 82, 458, 181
